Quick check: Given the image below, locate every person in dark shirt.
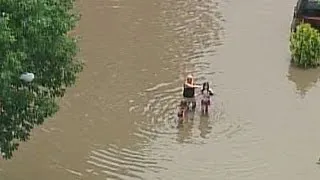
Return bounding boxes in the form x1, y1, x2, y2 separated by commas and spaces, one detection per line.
182, 74, 201, 109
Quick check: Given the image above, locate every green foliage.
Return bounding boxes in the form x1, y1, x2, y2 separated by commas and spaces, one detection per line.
290, 23, 320, 68
0, 0, 83, 159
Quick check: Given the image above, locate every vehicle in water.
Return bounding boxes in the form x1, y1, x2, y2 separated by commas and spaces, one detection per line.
291, 0, 320, 32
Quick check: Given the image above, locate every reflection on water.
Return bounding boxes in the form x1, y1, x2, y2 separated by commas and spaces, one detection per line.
199, 114, 211, 139
287, 64, 320, 97
176, 117, 195, 144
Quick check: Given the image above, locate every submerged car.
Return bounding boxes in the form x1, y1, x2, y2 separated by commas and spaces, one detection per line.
291, 0, 320, 32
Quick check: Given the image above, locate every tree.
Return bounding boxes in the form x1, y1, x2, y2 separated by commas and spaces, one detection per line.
0, 0, 83, 159
290, 23, 320, 68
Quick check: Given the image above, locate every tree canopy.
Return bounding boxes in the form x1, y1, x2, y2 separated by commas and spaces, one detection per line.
0, 0, 83, 159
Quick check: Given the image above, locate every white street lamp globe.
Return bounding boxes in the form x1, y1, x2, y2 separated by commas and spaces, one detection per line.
20, 72, 35, 82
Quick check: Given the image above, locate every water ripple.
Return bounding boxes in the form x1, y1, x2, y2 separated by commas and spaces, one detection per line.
85, 0, 229, 179
128, 0, 228, 147
86, 144, 167, 179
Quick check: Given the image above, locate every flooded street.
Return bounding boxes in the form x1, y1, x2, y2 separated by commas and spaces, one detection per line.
1, 0, 320, 179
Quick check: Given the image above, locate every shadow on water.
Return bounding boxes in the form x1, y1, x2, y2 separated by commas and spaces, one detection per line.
287, 64, 320, 97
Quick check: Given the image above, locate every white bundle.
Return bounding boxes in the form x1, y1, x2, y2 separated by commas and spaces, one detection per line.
19, 72, 35, 82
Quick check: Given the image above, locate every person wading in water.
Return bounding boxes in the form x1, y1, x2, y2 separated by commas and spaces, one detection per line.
182, 74, 201, 110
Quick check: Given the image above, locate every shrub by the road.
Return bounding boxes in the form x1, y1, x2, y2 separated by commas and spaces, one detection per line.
290, 23, 320, 68
0, 0, 83, 159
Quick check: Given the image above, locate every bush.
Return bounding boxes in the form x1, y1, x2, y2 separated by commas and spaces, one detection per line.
290, 23, 320, 68
0, 0, 83, 159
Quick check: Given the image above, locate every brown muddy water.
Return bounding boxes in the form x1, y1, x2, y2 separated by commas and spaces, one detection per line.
1, 0, 320, 179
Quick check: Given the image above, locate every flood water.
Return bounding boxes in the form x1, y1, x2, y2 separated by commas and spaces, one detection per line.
1, 0, 320, 179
